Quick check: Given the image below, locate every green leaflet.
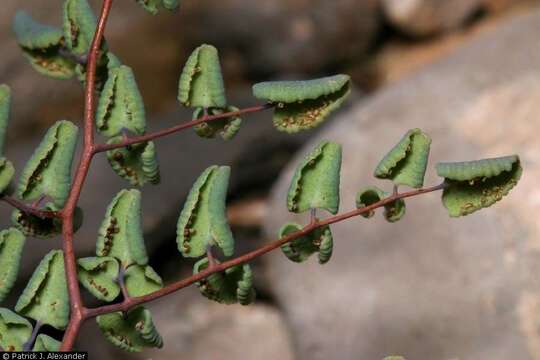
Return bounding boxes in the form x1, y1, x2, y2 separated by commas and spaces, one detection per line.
374, 128, 431, 189
136, 0, 161, 15
383, 357, 406, 360
12, 12, 62, 55
436, 155, 522, 217
0, 308, 32, 352
11, 206, 82, 239
96, 65, 147, 137
355, 186, 386, 219
355, 186, 406, 223
124, 264, 163, 297
96, 189, 148, 268
136, 0, 179, 14
33, 334, 61, 352
76, 52, 122, 89
77, 257, 120, 302
0, 89, 13, 194
192, 106, 242, 141
15, 250, 69, 330
63, 0, 98, 56
17, 120, 78, 208
384, 198, 406, 223
106, 137, 160, 186
279, 223, 317, 263
97, 307, 163, 352
236, 267, 256, 306
252, 75, 350, 133
317, 227, 334, 264
176, 166, 234, 258
11, 207, 60, 239
194, 258, 256, 305
178, 44, 227, 109
104, 52, 122, 71
0, 228, 26, 304
0, 85, 11, 154
163, 0, 180, 11
287, 141, 342, 214
12, 11, 76, 80
0, 158, 15, 194
279, 222, 334, 264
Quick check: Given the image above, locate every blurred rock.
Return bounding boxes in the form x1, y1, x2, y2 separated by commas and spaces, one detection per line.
264, 7, 540, 360
382, 0, 482, 36
382, 0, 538, 36
484, 0, 538, 12
78, 288, 294, 360
228, 196, 268, 227
0, 0, 379, 140
178, 0, 380, 77
373, 7, 507, 85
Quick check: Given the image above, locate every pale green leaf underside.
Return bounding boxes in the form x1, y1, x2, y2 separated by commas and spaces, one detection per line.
63, 0, 98, 56
97, 307, 163, 352
15, 250, 69, 330
253, 75, 350, 133
177, 165, 234, 258
194, 258, 255, 305
436, 155, 522, 217
193, 106, 242, 141
13, 11, 76, 80
374, 128, 431, 188
0, 85, 11, 154
0, 228, 26, 304
106, 137, 160, 186
0, 158, 15, 194
33, 334, 61, 352
96, 65, 146, 137
287, 141, 342, 214
96, 189, 148, 268
0, 308, 32, 352
17, 120, 79, 207
178, 44, 227, 108
279, 222, 333, 264
124, 264, 163, 297
77, 256, 120, 302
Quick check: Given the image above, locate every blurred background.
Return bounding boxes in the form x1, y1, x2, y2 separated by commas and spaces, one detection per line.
1, 0, 540, 359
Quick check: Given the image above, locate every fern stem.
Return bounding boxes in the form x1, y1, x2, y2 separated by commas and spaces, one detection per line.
92, 104, 274, 153
22, 320, 42, 351
84, 183, 445, 319
0, 195, 60, 218
60, 0, 115, 351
